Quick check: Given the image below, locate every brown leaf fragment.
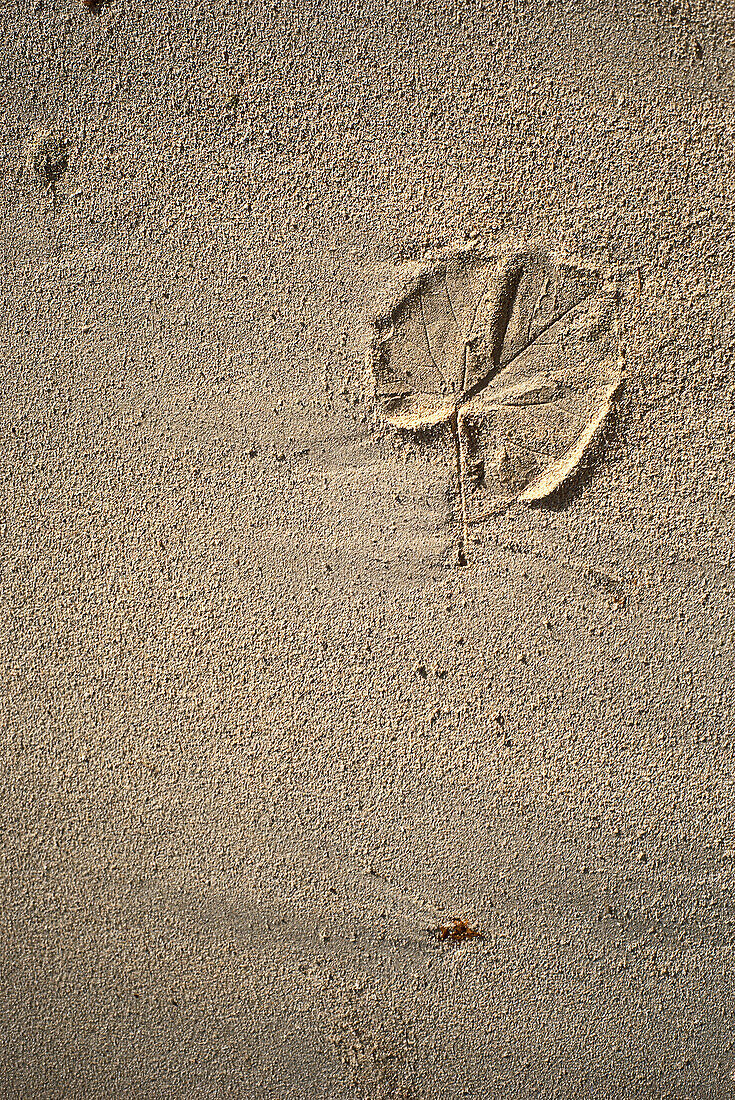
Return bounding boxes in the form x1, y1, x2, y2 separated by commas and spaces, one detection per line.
436, 917, 483, 944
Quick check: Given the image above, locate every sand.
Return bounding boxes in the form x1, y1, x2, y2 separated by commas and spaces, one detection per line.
2, 0, 735, 1096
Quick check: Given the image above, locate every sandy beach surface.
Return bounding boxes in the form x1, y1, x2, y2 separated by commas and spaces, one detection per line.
2, 1, 735, 1096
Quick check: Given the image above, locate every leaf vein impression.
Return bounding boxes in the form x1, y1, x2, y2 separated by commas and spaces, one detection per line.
418, 288, 450, 393
459, 265, 491, 397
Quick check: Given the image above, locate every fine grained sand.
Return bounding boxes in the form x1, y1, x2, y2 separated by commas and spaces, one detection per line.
2, 1, 735, 1097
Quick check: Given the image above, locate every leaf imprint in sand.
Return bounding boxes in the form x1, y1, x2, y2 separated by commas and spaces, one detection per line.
369, 243, 622, 563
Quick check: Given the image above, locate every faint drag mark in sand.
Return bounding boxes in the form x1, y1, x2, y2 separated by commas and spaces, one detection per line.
25, 129, 81, 214
27, 130, 69, 199
651, 0, 705, 65
326, 993, 420, 1098
368, 241, 624, 565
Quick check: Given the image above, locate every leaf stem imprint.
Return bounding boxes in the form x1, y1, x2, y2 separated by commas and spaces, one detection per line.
450, 407, 469, 566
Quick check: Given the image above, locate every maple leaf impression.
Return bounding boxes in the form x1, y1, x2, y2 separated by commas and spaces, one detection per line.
369, 245, 622, 563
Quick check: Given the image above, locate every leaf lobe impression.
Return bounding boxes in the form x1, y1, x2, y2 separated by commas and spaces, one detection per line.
369, 243, 622, 563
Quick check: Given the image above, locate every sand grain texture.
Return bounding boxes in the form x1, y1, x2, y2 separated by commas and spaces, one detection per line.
1, 1, 735, 1097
